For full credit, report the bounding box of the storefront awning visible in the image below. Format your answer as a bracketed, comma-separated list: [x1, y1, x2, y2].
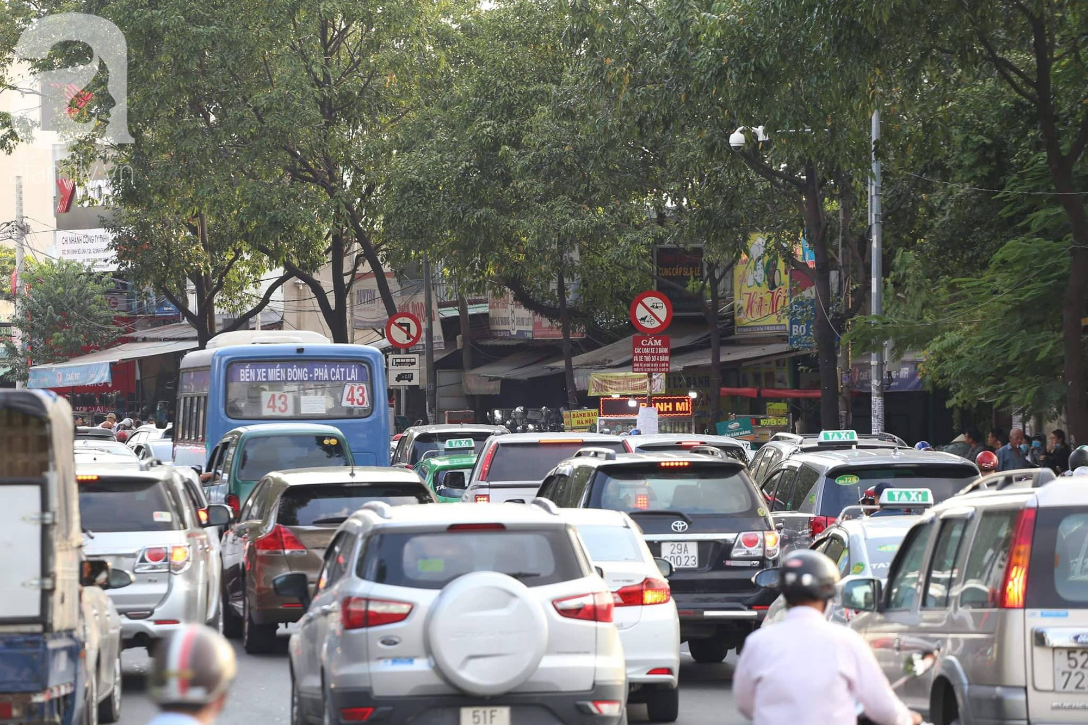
[27, 340, 198, 389]
[463, 350, 560, 395]
[669, 341, 795, 370]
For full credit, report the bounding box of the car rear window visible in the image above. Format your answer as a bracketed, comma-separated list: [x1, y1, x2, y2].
[575, 525, 645, 563]
[410, 433, 494, 463]
[358, 529, 587, 589]
[1029, 507, 1088, 608]
[75, 441, 138, 458]
[817, 465, 977, 517]
[486, 441, 627, 482]
[238, 435, 348, 481]
[79, 478, 181, 532]
[589, 465, 760, 516]
[277, 483, 430, 525]
[637, 442, 747, 463]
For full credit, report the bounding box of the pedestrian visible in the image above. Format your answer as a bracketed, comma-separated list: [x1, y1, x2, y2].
[147, 624, 237, 725]
[1027, 434, 1046, 467]
[997, 428, 1027, 471]
[964, 427, 986, 462]
[734, 550, 921, 725]
[74, 415, 85, 427]
[1046, 429, 1071, 474]
[987, 426, 1005, 452]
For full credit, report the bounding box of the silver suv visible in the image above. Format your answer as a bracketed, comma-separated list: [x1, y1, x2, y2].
[844, 468, 1088, 724]
[275, 501, 627, 725]
[78, 466, 231, 651]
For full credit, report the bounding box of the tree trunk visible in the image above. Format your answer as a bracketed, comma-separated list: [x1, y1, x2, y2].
[707, 264, 722, 434]
[327, 230, 350, 343]
[557, 267, 579, 408]
[803, 175, 840, 430]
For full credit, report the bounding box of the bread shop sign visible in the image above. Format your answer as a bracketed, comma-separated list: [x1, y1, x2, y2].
[598, 395, 694, 418]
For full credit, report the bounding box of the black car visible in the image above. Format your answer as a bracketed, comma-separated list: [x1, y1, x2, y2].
[536, 448, 778, 663]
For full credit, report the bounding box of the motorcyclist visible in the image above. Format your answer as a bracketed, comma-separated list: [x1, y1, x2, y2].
[914, 441, 933, 451]
[976, 450, 998, 476]
[734, 550, 921, 725]
[147, 624, 238, 725]
[1065, 445, 1088, 475]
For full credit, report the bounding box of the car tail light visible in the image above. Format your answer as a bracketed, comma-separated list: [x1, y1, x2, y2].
[478, 443, 498, 480]
[623, 439, 634, 453]
[473, 494, 491, 503]
[679, 441, 705, 447]
[1000, 507, 1036, 609]
[152, 619, 180, 625]
[255, 524, 307, 554]
[646, 667, 673, 676]
[732, 531, 765, 558]
[541, 439, 584, 444]
[340, 708, 375, 722]
[763, 531, 780, 558]
[225, 494, 241, 517]
[169, 545, 191, 573]
[136, 546, 190, 574]
[587, 701, 623, 716]
[447, 523, 505, 531]
[553, 591, 614, 623]
[614, 578, 671, 606]
[76, 474, 99, 483]
[341, 597, 414, 629]
[659, 461, 690, 468]
[810, 515, 833, 537]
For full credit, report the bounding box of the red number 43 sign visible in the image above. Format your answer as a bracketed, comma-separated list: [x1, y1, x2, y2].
[341, 384, 370, 408]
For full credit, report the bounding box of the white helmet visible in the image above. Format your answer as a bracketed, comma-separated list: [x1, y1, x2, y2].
[149, 625, 237, 707]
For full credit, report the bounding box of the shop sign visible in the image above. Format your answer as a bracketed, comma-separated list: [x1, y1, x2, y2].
[734, 233, 788, 336]
[587, 372, 665, 396]
[600, 395, 693, 418]
[654, 246, 705, 315]
[563, 409, 599, 430]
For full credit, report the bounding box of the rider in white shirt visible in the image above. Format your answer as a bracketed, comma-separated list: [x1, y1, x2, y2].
[734, 550, 922, 725]
[146, 625, 237, 725]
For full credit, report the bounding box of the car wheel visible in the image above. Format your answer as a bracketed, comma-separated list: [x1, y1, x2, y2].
[82, 672, 98, 725]
[290, 668, 304, 725]
[687, 636, 729, 664]
[243, 591, 278, 654]
[222, 584, 243, 639]
[645, 687, 679, 723]
[98, 655, 122, 723]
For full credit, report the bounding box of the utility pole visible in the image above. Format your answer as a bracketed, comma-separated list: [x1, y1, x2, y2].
[423, 254, 437, 424]
[869, 110, 884, 434]
[14, 176, 25, 390]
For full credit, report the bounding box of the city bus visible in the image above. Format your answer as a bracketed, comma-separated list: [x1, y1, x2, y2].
[173, 333, 390, 470]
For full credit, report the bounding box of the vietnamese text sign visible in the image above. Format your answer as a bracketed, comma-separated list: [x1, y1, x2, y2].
[632, 335, 670, 373]
[734, 234, 788, 335]
[646, 396, 693, 417]
[636, 406, 659, 435]
[587, 372, 665, 396]
[718, 418, 755, 438]
[228, 361, 369, 384]
[788, 269, 815, 349]
[56, 228, 117, 272]
[563, 409, 599, 430]
[654, 246, 704, 315]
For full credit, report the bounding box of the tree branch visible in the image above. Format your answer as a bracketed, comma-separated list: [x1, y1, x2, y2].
[220, 271, 294, 333]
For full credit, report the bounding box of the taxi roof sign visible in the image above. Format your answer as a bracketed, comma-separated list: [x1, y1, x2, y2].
[444, 438, 475, 450]
[818, 430, 859, 443]
[878, 488, 933, 507]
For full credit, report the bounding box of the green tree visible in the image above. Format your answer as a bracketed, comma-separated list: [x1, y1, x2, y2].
[1, 259, 120, 382]
[0, 246, 14, 302]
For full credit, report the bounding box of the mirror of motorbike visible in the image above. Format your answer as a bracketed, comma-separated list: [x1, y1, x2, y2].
[273, 572, 312, 611]
[107, 568, 135, 590]
[841, 577, 882, 612]
[752, 567, 780, 589]
[904, 651, 936, 678]
[654, 557, 674, 579]
[203, 504, 233, 528]
[80, 559, 111, 588]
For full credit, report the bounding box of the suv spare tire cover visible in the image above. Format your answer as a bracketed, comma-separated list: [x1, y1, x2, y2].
[427, 571, 549, 696]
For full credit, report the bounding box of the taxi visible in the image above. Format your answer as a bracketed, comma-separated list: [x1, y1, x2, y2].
[761, 487, 934, 627]
[413, 437, 478, 502]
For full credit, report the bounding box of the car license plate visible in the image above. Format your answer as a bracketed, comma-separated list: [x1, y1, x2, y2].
[460, 707, 511, 725]
[1055, 649, 1088, 691]
[661, 541, 698, 569]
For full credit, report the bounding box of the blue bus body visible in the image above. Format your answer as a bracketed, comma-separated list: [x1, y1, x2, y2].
[174, 343, 390, 470]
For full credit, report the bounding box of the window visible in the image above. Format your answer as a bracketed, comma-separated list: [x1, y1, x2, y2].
[408, 433, 495, 465]
[771, 467, 799, 512]
[747, 449, 768, 483]
[816, 465, 978, 518]
[575, 525, 645, 563]
[924, 519, 968, 609]
[236, 435, 348, 482]
[205, 443, 224, 480]
[590, 465, 761, 515]
[393, 436, 409, 465]
[317, 532, 355, 592]
[958, 510, 1018, 609]
[790, 465, 822, 513]
[197, 396, 207, 441]
[220, 442, 237, 479]
[886, 524, 932, 610]
[567, 467, 595, 507]
[1026, 507, 1088, 608]
[485, 442, 626, 482]
[276, 483, 430, 526]
[225, 360, 373, 420]
[823, 535, 847, 575]
[238, 480, 267, 523]
[761, 468, 795, 511]
[79, 478, 182, 533]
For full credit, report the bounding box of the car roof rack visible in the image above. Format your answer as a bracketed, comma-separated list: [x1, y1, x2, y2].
[573, 447, 617, 461]
[958, 467, 1058, 495]
[529, 497, 561, 515]
[359, 501, 393, 519]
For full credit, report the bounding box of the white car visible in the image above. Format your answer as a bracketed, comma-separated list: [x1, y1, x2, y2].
[559, 506, 681, 723]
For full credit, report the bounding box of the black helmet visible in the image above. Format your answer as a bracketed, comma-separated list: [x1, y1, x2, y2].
[779, 549, 840, 605]
[1070, 446, 1088, 471]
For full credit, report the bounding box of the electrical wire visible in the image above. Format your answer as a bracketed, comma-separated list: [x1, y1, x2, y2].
[905, 172, 1088, 197]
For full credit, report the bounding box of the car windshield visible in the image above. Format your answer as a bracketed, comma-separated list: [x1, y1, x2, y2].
[74, 440, 137, 458]
[591, 465, 760, 516]
[575, 524, 645, 563]
[818, 466, 978, 517]
[359, 529, 586, 589]
[79, 478, 181, 532]
[486, 441, 627, 482]
[237, 435, 348, 481]
[277, 483, 430, 525]
[410, 433, 494, 463]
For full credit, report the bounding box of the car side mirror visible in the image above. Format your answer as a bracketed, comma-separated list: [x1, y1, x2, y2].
[842, 578, 882, 612]
[594, 566, 606, 579]
[654, 557, 674, 579]
[752, 568, 780, 589]
[203, 504, 233, 528]
[273, 572, 311, 611]
[107, 569, 134, 590]
[80, 560, 111, 588]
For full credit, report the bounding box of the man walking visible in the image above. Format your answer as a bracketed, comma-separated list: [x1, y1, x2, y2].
[963, 427, 986, 462]
[997, 428, 1027, 471]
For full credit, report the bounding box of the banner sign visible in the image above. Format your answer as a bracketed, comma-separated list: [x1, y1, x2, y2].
[654, 246, 704, 315]
[587, 372, 666, 397]
[28, 361, 111, 389]
[788, 269, 816, 350]
[632, 335, 670, 373]
[227, 361, 369, 384]
[55, 228, 117, 272]
[599, 395, 693, 418]
[718, 418, 754, 438]
[487, 290, 584, 340]
[734, 234, 788, 335]
[563, 408, 599, 431]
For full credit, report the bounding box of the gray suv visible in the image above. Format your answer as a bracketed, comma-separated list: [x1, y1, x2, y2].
[275, 501, 627, 725]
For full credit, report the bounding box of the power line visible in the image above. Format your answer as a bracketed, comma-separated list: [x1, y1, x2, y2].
[905, 172, 1088, 197]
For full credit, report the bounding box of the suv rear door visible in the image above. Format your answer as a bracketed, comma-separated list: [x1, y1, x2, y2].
[475, 439, 627, 503]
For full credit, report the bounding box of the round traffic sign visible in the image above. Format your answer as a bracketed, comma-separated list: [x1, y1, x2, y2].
[630, 291, 673, 334]
[385, 312, 423, 349]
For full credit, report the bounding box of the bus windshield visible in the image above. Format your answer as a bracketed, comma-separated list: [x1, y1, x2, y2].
[225, 360, 373, 420]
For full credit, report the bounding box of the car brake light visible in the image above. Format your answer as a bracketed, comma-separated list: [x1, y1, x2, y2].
[256, 524, 307, 553]
[679, 441, 705, 447]
[1000, 507, 1036, 609]
[540, 439, 584, 444]
[144, 547, 167, 564]
[404, 464, 414, 471]
[197, 508, 209, 525]
[614, 578, 671, 606]
[553, 591, 614, 623]
[623, 439, 633, 453]
[340, 708, 375, 722]
[810, 515, 833, 536]
[447, 523, 505, 531]
[474, 494, 491, 503]
[635, 494, 649, 509]
[740, 532, 760, 548]
[732, 531, 765, 558]
[225, 494, 240, 516]
[76, 474, 99, 483]
[341, 597, 413, 629]
[659, 461, 690, 468]
[646, 667, 673, 676]
[764, 531, 780, 558]
[478, 443, 498, 480]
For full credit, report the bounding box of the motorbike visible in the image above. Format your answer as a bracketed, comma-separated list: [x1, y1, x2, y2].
[857, 651, 936, 725]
